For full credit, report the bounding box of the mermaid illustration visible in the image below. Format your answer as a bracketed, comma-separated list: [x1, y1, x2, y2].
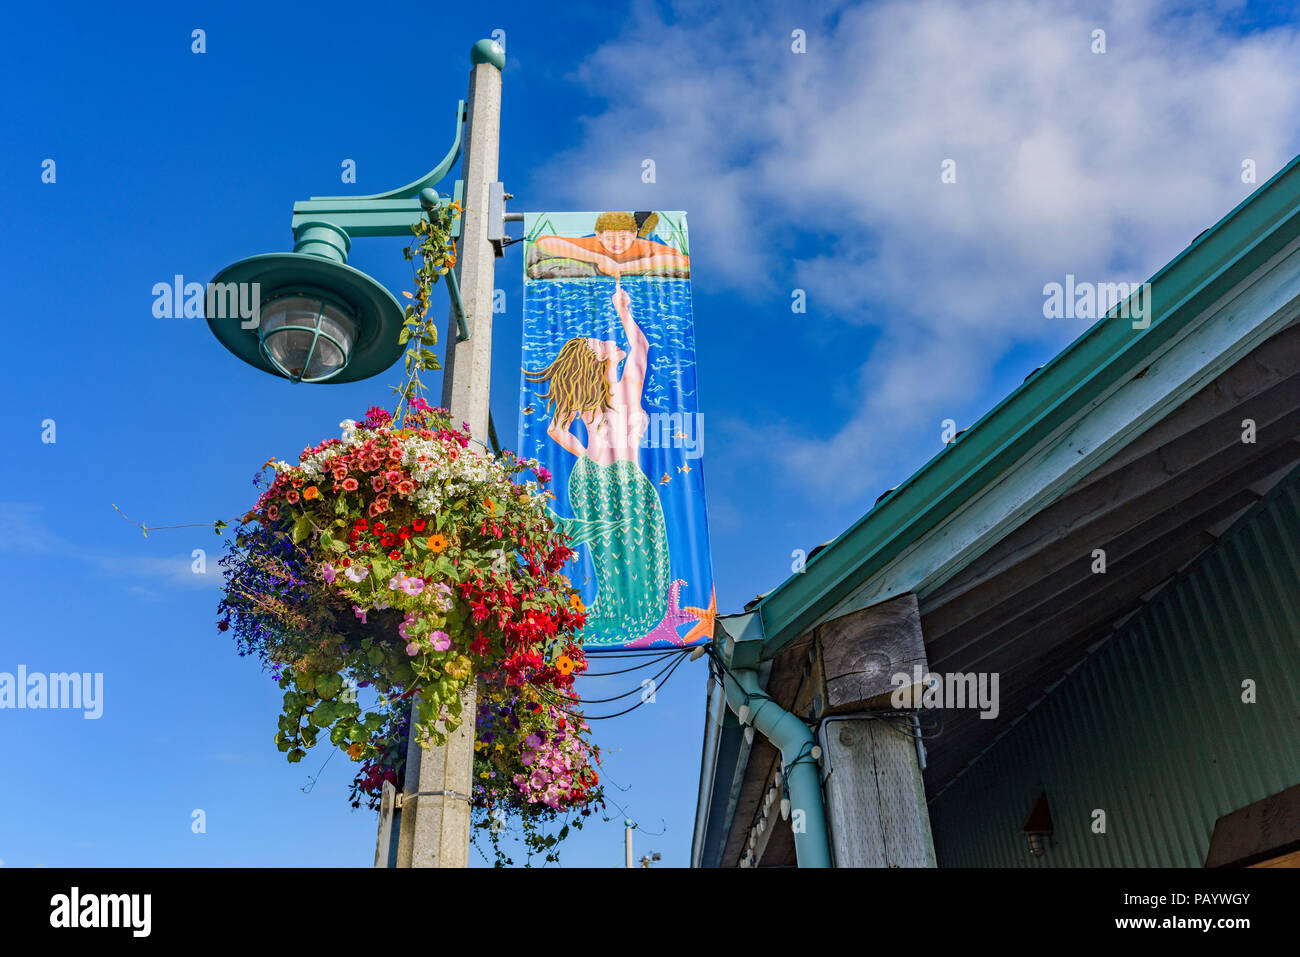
[525, 280, 707, 647]
[532, 211, 690, 279]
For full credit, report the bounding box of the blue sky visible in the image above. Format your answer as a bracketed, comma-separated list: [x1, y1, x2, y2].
[2, 0, 1300, 867]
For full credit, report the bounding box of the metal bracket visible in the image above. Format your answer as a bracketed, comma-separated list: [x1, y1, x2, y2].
[487, 182, 506, 257]
[396, 789, 472, 808]
[288, 103, 466, 242]
[313, 100, 467, 202]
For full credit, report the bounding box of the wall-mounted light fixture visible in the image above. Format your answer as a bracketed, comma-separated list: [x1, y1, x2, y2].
[1021, 792, 1054, 858]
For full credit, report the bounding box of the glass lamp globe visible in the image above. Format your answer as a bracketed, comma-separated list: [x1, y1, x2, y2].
[258, 294, 358, 383]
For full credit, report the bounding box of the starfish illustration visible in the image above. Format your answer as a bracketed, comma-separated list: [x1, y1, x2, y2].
[625, 580, 693, 648]
[681, 586, 717, 644]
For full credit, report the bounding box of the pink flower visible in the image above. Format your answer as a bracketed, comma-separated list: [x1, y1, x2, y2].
[535, 466, 552, 484]
[521, 750, 536, 766]
[342, 477, 359, 492]
[385, 470, 403, 485]
[344, 565, 369, 583]
[353, 605, 368, 625]
[285, 489, 300, 504]
[405, 641, 421, 656]
[401, 576, 425, 596]
[430, 630, 451, 651]
[371, 474, 385, 492]
[320, 563, 337, 583]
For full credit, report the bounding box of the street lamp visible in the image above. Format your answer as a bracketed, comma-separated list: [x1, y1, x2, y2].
[204, 39, 509, 869]
[202, 61, 494, 383]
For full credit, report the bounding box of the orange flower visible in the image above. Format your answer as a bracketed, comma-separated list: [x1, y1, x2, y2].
[555, 655, 575, 675]
[347, 742, 363, 760]
[483, 497, 495, 514]
[568, 592, 585, 613]
[426, 534, 449, 553]
[303, 486, 319, 500]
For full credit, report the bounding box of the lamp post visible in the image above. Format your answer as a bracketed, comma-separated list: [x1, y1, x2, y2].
[204, 38, 507, 868]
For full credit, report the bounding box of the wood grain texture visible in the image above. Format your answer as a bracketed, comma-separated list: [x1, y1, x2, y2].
[816, 593, 926, 715]
[820, 717, 935, 867]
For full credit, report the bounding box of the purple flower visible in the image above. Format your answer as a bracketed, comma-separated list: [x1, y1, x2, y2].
[401, 576, 425, 597]
[320, 563, 338, 583]
[353, 605, 368, 625]
[344, 565, 369, 583]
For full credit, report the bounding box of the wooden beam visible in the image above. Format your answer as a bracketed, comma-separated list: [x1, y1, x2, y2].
[925, 394, 1300, 614]
[816, 594, 926, 715]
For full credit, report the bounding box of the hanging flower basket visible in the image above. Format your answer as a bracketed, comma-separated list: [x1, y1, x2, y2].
[218, 400, 602, 844]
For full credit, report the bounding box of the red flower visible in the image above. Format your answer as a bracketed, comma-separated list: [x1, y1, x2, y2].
[373, 522, 386, 533]
[388, 549, 402, 561]
[412, 519, 427, 532]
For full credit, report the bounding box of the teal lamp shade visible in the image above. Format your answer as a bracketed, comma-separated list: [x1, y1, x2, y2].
[205, 250, 405, 384]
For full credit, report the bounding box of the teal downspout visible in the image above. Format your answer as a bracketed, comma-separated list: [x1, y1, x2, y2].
[722, 668, 831, 868]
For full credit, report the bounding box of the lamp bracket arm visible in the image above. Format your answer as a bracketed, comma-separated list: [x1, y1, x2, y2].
[309, 99, 467, 203]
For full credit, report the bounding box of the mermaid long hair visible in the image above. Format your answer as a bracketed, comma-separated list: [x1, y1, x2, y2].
[525, 338, 613, 425]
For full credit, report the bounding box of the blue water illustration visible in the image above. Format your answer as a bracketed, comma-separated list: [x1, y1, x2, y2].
[519, 275, 715, 650]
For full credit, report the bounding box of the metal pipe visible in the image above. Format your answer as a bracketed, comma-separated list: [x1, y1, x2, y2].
[721, 667, 831, 867]
[446, 268, 470, 341]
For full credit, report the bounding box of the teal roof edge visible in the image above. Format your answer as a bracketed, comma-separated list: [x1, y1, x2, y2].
[756, 152, 1300, 657]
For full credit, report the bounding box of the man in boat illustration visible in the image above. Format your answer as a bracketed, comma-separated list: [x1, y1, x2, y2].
[532, 211, 690, 278]
[524, 280, 711, 647]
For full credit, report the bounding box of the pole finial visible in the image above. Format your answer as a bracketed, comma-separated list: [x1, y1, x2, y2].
[470, 39, 505, 70]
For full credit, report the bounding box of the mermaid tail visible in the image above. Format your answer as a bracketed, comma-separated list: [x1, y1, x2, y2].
[564, 458, 671, 646]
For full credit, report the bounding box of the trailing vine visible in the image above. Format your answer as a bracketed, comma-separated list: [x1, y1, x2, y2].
[393, 195, 461, 424]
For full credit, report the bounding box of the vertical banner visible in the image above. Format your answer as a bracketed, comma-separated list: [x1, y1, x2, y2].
[519, 211, 715, 651]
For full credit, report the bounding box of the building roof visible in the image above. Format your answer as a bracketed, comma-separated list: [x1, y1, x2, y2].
[696, 151, 1300, 866]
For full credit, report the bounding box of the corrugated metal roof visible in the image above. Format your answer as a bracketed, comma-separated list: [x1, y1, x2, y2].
[928, 471, 1300, 866]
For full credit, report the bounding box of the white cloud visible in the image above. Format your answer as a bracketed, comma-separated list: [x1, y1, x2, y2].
[533, 0, 1300, 500]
